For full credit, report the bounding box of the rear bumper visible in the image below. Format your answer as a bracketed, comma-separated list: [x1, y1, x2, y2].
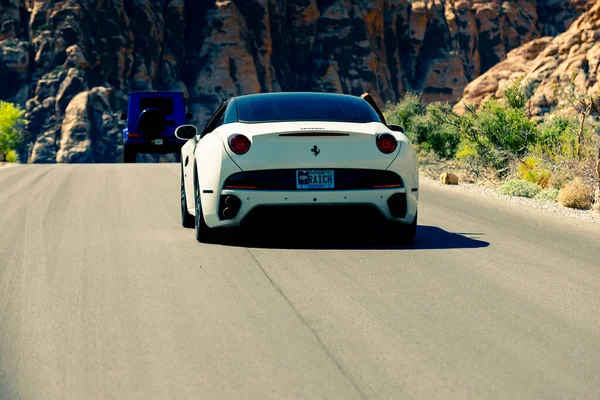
[201, 188, 417, 229]
[124, 139, 184, 154]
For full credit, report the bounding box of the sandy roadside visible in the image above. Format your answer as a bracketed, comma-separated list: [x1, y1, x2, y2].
[420, 175, 600, 224]
[0, 162, 20, 168]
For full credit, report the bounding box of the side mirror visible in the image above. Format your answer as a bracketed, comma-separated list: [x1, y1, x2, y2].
[175, 124, 198, 140]
[388, 124, 405, 134]
[185, 112, 194, 120]
[120, 113, 127, 120]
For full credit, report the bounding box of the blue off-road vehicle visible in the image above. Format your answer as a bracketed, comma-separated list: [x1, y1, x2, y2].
[121, 91, 193, 163]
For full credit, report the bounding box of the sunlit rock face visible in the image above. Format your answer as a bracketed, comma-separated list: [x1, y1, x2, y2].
[455, 1, 600, 117]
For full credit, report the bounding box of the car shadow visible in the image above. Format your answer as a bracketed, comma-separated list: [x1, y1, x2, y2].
[217, 225, 490, 250]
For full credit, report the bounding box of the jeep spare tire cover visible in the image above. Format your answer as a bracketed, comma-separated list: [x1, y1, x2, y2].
[138, 108, 166, 138]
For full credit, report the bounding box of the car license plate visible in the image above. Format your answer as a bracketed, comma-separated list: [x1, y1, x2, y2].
[296, 170, 334, 189]
[153, 139, 163, 145]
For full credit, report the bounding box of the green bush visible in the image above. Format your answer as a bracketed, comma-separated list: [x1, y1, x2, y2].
[534, 188, 559, 202]
[409, 114, 460, 159]
[497, 179, 542, 198]
[428, 79, 538, 175]
[0, 101, 26, 162]
[383, 95, 460, 159]
[534, 115, 578, 160]
[383, 91, 425, 136]
[501, 77, 530, 110]
[462, 99, 536, 164]
[517, 156, 551, 188]
[382, 76, 593, 181]
[4, 149, 19, 163]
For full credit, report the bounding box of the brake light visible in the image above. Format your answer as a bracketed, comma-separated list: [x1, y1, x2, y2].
[224, 185, 256, 190]
[373, 184, 402, 189]
[127, 132, 139, 138]
[376, 133, 397, 154]
[228, 134, 251, 155]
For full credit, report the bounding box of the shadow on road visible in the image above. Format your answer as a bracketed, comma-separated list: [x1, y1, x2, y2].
[217, 225, 490, 251]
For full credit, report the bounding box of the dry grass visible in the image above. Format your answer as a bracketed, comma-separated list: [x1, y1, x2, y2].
[558, 178, 594, 209]
[417, 149, 480, 184]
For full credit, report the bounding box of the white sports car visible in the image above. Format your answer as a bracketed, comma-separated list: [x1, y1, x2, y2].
[176, 92, 419, 243]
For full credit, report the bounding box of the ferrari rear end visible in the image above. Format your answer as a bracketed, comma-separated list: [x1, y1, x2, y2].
[203, 93, 419, 242]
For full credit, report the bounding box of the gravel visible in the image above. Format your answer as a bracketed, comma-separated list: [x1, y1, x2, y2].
[421, 176, 600, 224]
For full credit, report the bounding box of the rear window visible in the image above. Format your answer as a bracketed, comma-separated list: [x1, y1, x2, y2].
[139, 97, 173, 115]
[235, 93, 382, 123]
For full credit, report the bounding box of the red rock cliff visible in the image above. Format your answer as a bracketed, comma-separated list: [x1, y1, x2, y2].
[0, 0, 590, 162]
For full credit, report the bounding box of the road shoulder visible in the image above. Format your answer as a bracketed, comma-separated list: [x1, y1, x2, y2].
[419, 176, 600, 230]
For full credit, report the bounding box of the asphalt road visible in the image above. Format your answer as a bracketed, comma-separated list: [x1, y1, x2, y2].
[1, 163, 599, 400]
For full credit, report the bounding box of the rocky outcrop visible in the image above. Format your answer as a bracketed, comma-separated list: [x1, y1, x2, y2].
[454, 1, 600, 116]
[0, 0, 592, 163]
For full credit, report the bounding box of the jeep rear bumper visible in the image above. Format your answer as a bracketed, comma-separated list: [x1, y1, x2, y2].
[124, 140, 184, 154]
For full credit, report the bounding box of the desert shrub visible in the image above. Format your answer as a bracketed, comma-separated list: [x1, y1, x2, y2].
[517, 156, 551, 188]
[468, 99, 536, 156]
[534, 115, 578, 160]
[534, 188, 559, 202]
[558, 178, 593, 209]
[497, 179, 542, 198]
[434, 79, 537, 176]
[4, 149, 18, 163]
[409, 114, 433, 145]
[384, 94, 460, 159]
[426, 125, 460, 159]
[383, 91, 425, 136]
[501, 77, 529, 110]
[551, 70, 600, 159]
[410, 113, 460, 159]
[455, 143, 478, 162]
[0, 101, 26, 162]
[454, 142, 483, 174]
[422, 103, 460, 158]
[548, 168, 573, 190]
[450, 100, 536, 174]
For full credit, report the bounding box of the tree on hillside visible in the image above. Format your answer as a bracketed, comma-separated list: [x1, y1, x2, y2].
[0, 101, 26, 162]
[552, 71, 600, 210]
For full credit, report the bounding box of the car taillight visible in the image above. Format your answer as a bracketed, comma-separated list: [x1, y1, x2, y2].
[224, 185, 256, 190]
[228, 134, 251, 155]
[376, 133, 397, 154]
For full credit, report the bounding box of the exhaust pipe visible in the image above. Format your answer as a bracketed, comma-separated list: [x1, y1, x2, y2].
[222, 207, 234, 219]
[220, 195, 241, 220]
[387, 193, 407, 218]
[225, 196, 238, 207]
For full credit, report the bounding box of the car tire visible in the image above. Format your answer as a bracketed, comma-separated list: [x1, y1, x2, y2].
[386, 212, 417, 245]
[181, 165, 195, 228]
[124, 145, 137, 163]
[194, 168, 216, 243]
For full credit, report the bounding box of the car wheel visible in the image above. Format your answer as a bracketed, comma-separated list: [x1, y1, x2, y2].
[181, 166, 195, 228]
[386, 212, 417, 245]
[194, 170, 216, 243]
[124, 145, 137, 163]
